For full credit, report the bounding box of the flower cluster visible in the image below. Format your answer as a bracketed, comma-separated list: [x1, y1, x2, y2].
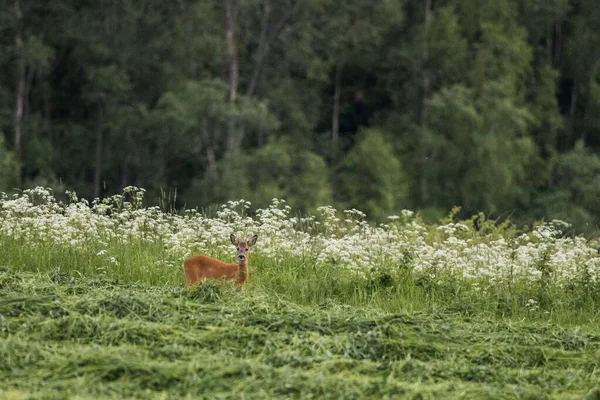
[1, 187, 599, 287]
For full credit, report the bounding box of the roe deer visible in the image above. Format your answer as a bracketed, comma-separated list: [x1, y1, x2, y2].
[183, 233, 258, 287]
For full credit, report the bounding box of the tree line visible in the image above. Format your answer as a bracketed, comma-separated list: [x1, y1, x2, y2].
[0, 0, 599, 231]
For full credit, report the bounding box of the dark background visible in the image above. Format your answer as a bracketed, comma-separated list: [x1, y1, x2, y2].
[1, 0, 599, 232]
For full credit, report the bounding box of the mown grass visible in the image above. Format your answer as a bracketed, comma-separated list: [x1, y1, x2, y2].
[1, 267, 599, 399]
[2, 189, 600, 398]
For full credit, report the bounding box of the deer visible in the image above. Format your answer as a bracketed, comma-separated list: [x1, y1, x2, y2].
[183, 233, 258, 287]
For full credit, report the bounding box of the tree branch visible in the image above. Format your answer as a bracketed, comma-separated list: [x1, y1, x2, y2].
[246, 0, 302, 97]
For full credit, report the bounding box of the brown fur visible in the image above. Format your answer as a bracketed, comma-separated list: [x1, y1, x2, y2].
[183, 234, 257, 287]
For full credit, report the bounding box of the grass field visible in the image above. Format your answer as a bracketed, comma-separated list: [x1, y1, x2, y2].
[1, 187, 600, 399]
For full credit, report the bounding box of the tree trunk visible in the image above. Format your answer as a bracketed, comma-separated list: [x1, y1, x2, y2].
[42, 81, 52, 129]
[201, 122, 217, 173]
[419, 0, 433, 204]
[420, 0, 432, 125]
[247, 0, 271, 97]
[580, 63, 599, 146]
[225, 0, 239, 104]
[14, 0, 24, 163]
[94, 110, 104, 198]
[207, 147, 216, 172]
[569, 85, 578, 144]
[246, 0, 300, 97]
[332, 62, 342, 159]
[547, 25, 553, 65]
[120, 154, 129, 189]
[14, 64, 25, 156]
[23, 66, 34, 120]
[554, 23, 561, 66]
[225, 0, 239, 153]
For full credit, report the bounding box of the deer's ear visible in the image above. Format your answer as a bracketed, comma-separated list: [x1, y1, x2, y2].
[230, 233, 238, 245]
[248, 234, 258, 246]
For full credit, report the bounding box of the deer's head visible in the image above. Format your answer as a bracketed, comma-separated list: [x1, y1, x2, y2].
[230, 233, 258, 262]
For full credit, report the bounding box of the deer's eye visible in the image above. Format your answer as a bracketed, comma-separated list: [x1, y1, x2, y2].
[245, 248, 248, 251]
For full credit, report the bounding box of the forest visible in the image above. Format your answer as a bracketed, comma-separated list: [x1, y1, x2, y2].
[0, 0, 599, 232]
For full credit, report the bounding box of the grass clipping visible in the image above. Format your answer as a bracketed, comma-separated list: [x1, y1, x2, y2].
[1, 268, 600, 399]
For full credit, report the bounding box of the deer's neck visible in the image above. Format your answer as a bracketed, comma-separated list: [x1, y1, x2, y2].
[237, 259, 249, 285]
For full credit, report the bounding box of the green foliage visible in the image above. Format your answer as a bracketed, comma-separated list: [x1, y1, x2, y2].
[17, 35, 54, 74]
[422, 83, 535, 213]
[0, 0, 599, 232]
[336, 129, 408, 221]
[533, 141, 600, 232]
[155, 78, 278, 152]
[554, 141, 600, 212]
[83, 65, 133, 107]
[587, 70, 600, 141]
[154, 79, 232, 149]
[426, 5, 469, 88]
[187, 139, 332, 213]
[528, 64, 564, 153]
[0, 135, 19, 191]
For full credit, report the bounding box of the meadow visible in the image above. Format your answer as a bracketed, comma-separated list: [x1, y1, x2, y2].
[1, 187, 600, 399]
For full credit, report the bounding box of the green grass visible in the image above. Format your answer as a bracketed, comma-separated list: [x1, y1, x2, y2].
[3, 238, 600, 324]
[1, 267, 599, 399]
[2, 189, 600, 398]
